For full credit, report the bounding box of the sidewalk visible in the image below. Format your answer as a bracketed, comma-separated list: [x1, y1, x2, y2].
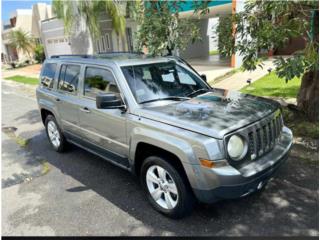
[2, 64, 41, 79]
[211, 58, 275, 91]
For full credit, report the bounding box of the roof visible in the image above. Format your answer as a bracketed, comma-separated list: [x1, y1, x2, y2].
[49, 52, 175, 66]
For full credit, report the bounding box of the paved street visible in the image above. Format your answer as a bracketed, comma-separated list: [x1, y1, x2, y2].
[2, 81, 319, 236]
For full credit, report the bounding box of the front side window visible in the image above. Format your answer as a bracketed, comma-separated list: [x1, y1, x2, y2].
[121, 62, 209, 103]
[84, 67, 120, 99]
[40, 63, 57, 88]
[58, 64, 80, 94]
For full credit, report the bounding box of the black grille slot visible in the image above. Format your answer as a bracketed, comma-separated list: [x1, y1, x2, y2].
[256, 129, 262, 155]
[262, 125, 268, 150]
[268, 122, 273, 145]
[271, 119, 276, 143]
[274, 118, 279, 138]
[248, 132, 254, 153]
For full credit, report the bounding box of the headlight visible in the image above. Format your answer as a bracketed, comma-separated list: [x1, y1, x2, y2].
[227, 135, 247, 160]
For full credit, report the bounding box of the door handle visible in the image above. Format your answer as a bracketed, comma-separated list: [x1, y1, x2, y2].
[80, 107, 91, 113]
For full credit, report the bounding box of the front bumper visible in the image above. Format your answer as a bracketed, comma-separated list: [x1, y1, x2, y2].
[192, 126, 293, 203]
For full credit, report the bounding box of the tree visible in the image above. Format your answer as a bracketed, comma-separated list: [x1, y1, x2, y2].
[230, 1, 319, 121]
[132, 1, 203, 56]
[216, 15, 233, 57]
[8, 29, 35, 60]
[52, 0, 126, 50]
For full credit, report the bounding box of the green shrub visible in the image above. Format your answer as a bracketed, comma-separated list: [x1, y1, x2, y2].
[34, 44, 45, 63]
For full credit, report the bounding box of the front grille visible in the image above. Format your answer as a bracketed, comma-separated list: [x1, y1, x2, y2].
[225, 110, 283, 165]
[248, 113, 283, 160]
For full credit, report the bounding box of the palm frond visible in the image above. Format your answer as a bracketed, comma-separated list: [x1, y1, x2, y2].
[8, 28, 35, 57]
[52, 0, 127, 38]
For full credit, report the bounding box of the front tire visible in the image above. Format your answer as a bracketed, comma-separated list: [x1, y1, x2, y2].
[141, 156, 195, 219]
[45, 115, 67, 152]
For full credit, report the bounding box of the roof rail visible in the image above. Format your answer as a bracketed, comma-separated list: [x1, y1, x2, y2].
[50, 52, 145, 59]
[50, 54, 94, 59]
[97, 51, 144, 55]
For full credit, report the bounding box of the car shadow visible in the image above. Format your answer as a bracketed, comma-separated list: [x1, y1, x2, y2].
[23, 129, 318, 236]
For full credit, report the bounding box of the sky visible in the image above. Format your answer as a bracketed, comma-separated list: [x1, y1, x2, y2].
[2, 0, 52, 22]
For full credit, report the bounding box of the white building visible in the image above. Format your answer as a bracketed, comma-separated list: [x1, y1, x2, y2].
[2, 3, 52, 63]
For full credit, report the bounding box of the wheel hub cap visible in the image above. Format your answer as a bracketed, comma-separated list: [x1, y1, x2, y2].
[146, 165, 178, 210]
[47, 121, 61, 148]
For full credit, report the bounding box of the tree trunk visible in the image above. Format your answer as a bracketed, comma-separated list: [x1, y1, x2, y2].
[297, 70, 319, 122]
[297, 10, 319, 122]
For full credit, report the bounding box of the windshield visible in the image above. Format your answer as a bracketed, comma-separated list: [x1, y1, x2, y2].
[121, 62, 210, 104]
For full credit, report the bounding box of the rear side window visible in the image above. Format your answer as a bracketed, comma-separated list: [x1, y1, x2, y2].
[58, 64, 80, 94]
[84, 67, 120, 99]
[40, 63, 57, 88]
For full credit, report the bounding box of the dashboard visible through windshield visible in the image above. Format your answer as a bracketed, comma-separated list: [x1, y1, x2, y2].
[121, 62, 210, 104]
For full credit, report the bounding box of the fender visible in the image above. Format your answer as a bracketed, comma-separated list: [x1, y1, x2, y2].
[37, 95, 62, 127]
[128, 127, 208, 190]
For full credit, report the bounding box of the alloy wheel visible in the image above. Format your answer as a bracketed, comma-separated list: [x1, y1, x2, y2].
[47, 120, 61, 148]
[146, 165, 179, 209]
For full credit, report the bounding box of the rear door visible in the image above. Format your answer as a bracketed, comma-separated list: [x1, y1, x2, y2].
[55, 63, 82, 139]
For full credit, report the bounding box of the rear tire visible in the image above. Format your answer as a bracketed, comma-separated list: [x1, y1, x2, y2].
[140, 156, 195, 219]
[45, 115, 67, 152]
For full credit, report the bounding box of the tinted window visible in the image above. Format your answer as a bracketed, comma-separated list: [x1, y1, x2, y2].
[121, 62, 208, 103]
[84, 67, 119, 98]
[58, 64, 80, 93]
[41, 63, 57, 88]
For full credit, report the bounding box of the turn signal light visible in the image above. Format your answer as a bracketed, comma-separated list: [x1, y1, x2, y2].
[200, 159, 215, 168]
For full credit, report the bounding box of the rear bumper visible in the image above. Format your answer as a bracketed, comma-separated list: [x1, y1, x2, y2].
[192, 127, 292, 203]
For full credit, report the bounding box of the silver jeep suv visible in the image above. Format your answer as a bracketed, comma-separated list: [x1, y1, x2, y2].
[36, 53, 293, 218]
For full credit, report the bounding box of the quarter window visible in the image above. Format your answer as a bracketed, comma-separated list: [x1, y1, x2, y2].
[84, 67, 119, 98]
[58, 64, 80, 94]
[40, 63, 57, 88]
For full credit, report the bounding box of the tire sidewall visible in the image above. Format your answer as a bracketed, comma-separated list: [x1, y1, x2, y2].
[140, 156, 194, 218]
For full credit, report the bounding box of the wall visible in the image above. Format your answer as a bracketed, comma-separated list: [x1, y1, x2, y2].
[180, 19, 209, 59]
[31, 3, 53, 39]
[41, 18, 72, 57]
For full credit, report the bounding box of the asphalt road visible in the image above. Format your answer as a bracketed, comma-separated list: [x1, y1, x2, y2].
[2, 81, 319, 236]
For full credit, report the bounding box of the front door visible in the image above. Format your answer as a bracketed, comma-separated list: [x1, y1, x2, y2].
[78, 65, 128, 165]
[55, 63, 82, 139]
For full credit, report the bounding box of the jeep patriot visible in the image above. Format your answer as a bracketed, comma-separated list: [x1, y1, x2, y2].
[36, 53, 293, 218]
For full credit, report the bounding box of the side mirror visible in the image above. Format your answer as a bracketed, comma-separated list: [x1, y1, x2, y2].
[200, 74, 207, 82]
[96, 93, 124, 109]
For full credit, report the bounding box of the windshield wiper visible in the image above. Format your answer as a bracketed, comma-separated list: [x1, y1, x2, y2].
[140, 96, 190, 104]
[186, 88, 210, 97]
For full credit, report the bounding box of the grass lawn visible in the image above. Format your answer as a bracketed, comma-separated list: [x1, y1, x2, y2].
[4, 75, 39, 85]
[240, 72, 318, 139]
[209, 50, 219, 56]
[241, 71, 301, 99]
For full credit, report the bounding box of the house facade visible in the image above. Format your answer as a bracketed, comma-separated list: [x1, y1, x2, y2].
[2, 3, 52, 63]
[40, 11, 137, 58]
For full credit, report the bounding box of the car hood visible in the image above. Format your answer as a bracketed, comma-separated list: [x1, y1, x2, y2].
[135, 88, 280, 139]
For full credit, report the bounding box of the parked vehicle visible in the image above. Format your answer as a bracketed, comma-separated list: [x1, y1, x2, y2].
[36, 53, 293, 218]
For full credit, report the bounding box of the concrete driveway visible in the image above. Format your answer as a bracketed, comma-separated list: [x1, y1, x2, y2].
[2, 81, 319, 236]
